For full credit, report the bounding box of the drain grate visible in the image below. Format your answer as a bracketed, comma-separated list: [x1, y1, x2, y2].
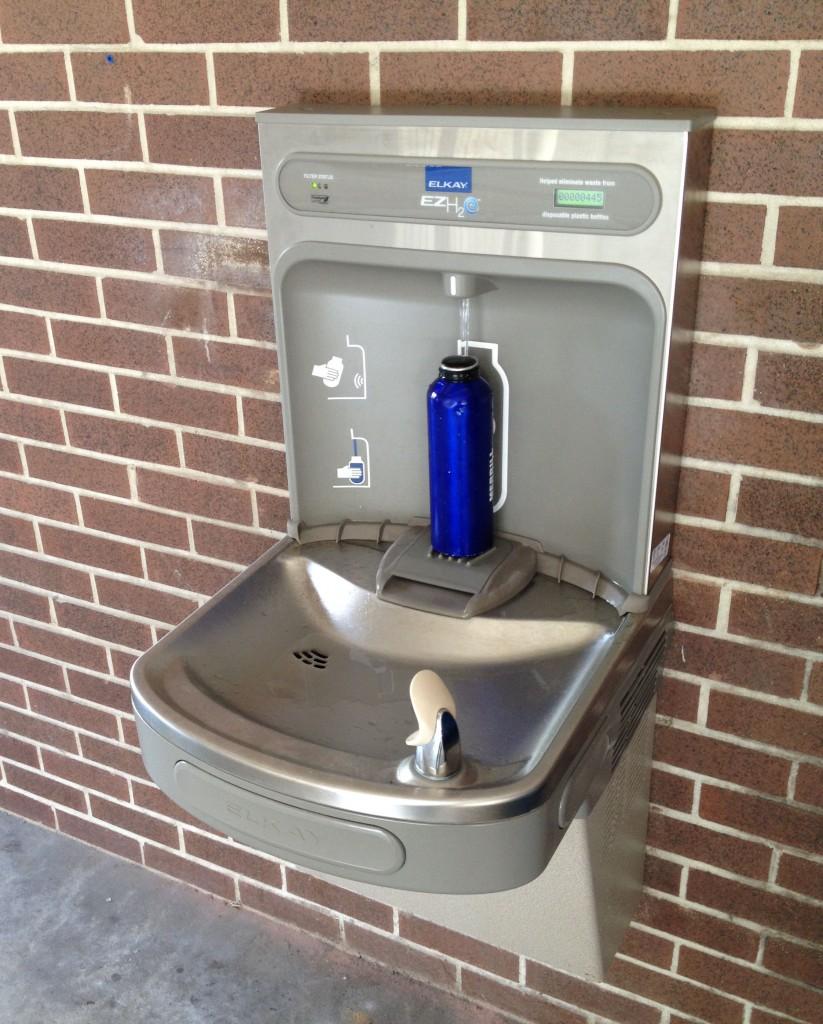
[292, 648, 329, 669]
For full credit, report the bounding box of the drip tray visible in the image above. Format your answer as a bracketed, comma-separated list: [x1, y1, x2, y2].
[131, 537, 666, 892]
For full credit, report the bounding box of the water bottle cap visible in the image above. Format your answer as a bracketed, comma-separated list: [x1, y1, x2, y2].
[439, 355, 479, 381]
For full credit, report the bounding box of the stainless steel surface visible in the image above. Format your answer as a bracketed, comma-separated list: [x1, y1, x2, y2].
[412, 710, 463, 780]
[132, 537, 652, 826]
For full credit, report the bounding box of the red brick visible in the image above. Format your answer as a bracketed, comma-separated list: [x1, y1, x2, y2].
[0, 733, 39, 768]
[657, 674, 700, 722]
[0, 619, 12, 646]
[288, 869, 393, 932]
[647, 810, 772, 880]
[0, 310, 50, 354]
[461, 970, 584, 1024]
[66, 411, 179, 466]
[240, 882, 339, 942]
[702, 203, 767, 265]
[80, 734, 149, 780]
[729, 592, 823, 652]
[0, 438, 21, 473]
[144, 844, 234, 900]
[256, 492, 290, 533]
[709, 132, 823, 198]
[679, 946, 823, 1024]
[172, 337, 278, 391]
[0, 265, 99, 318]
[0, 0, 129, 42]
[234, 294, 274, 342]
[136, 468, 252, 525]
[223, 178, 265, 230]
[5, 761, 86, 812]
[243, 397, 283, 442]
[216, 52, 370, 109]
[382, 51, 562, 106]
[131, 779, 208, 830]
[684, 407, 823, 478]
[16, 110, 141, 162]
[688, 868, 823, 943]
[95, 576, 197, 627]
[192, 521, 272, 564]
[763, 934, 823, 989]
[81, 496, 189, 549]
[672, 576, 719, 629]
[28, 686, 119, 738]
[0, 784, 55, 827]
[708, 690, 823, 758]
[56, 809, 141, 862]
[794, 51, 823, 117]
[0, 704, 77, 754]
[133, 0, 278, 42]
[184, 831, 281, 887]
[575, 50, 787, 116]
[0, 111, 10, 153]
[35, 219, 155, 273]
[52, 320, 168, 374]
[293, 0, 453, 40]
[794, 762, 823, 809]
[469, 0, 667, 40]
[17, 620, 108, 673]
[120, 376, 238, 434]
[649, 767, 694, 812]
[145, 115, 259, 170]
[811, 663, 823, 707]
[86, 169, 217, 225]
[0, 582, 50, 622]
[42, 748, 129, 801]
[636, 891, 760, 960]
[674, 524, 820, 595]
[644, 850, 683, 894]
[0, 397, 64, 443]
[619, 926, 675, 970]
[0, 476, 77, 524]
[775, 206, 823, 270]
[67, 670, 131, 714]
[54, 600, 150, 651]
[527, 958, 659, 1024]
[145, 549, 235, 597]
[346, 922, 458, 990]
[677, 0, 823, 39]
[665, 629, 804, 699]
[777, 853, 823, 902]
[72, 51, 209, 105]
[0, 214, 32, 258]
[0, 164, 83, 213]
[91, 793, 178, 846]
[607, 957, 742, 1024]
[688, 343, 746, 400]
[0, 676, 26, 707]
[676, 468, 730, 520]
[110, 650, 138, 684]
[103, 277, 230, 335]
[697, 277, 822, 344]
[0, 512, 37, 551]
[755, 353, 823, 415]
[701, 783, 823, 856]
[6, 357, 114, 411]
[750, 1010, 791, 1024]
[25, 447, 130, 499]
[160, 229, 270, 291]
[183, 434, 285, 487]
[40, 523, 142, 577]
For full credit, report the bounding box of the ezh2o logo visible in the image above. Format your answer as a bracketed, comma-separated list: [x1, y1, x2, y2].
[422, 165, 479, 217]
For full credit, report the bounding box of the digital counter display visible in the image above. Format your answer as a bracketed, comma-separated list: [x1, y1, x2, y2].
[555, 189, 605, 208]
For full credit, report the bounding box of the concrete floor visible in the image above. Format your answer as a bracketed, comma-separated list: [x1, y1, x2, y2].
[2, 812, 512, 1024]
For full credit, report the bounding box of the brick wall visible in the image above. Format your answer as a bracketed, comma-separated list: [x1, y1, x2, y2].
[0, 3, 821, 1022]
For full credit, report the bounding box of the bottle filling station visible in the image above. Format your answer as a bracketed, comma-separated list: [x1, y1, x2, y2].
[132, 109, 710, 978]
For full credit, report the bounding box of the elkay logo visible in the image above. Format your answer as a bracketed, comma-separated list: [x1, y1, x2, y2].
[424, 165, 472, 193]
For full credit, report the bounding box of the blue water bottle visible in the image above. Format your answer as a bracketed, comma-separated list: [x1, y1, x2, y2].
[427, 355, 494, 559]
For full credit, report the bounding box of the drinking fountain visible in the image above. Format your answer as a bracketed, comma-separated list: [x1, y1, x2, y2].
[131, 107, 711, 976]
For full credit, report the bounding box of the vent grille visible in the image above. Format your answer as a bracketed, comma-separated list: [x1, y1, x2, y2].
[292, 649, 329, 669]
[612, 632, 666, 771]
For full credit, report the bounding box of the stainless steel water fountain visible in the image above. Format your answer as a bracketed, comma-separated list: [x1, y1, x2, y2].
[132, 108, 711, 976]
